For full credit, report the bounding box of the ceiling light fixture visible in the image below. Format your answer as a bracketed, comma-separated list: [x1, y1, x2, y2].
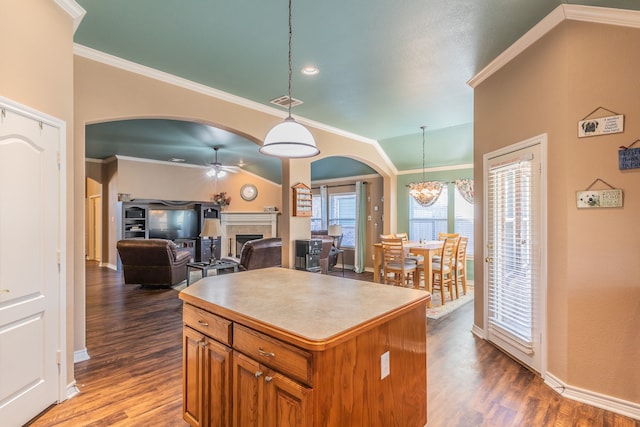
[409, 126, 443, 207]
[301, 66, 319, 76]
[260, 0, 319, 159]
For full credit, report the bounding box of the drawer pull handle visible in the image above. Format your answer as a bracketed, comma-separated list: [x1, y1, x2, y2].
[258, 347, 275, 358]
[255, 371, 263, 378]
[265, 376, 273, 383]
[197, 320, 209, 327]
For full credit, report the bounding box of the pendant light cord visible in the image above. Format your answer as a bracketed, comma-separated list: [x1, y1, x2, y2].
[287, 0, 293, 119]
[420, 125, 427, 182]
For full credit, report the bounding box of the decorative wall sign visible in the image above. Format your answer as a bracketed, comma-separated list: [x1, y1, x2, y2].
[576, 178, 623, 209]
[578, 114, 624, 138]
[618, 140, 640, 170]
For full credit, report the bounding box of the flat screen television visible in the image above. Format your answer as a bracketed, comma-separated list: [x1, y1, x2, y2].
[148, 209, 198, 240]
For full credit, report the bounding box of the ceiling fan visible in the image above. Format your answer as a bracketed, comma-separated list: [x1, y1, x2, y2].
[206, 146, 238, 178]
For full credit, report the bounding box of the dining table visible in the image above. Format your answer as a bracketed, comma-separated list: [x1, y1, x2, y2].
[373, 240, 444, 293]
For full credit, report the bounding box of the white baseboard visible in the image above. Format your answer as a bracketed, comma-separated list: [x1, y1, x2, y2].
[65, 380, 80, 400]
[471, 324, 486, 339]
[101, 262, 117, 271]
[545, 372, 640, 421]
[74, 348, 90, 363]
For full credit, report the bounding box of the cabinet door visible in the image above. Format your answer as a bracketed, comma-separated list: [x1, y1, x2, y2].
[204, 338, 232, 427]
[184, 327, 205, 427]
[232, 352, 264, 427]
[264, 371, 312, 427]
[184, 327, 232, 427]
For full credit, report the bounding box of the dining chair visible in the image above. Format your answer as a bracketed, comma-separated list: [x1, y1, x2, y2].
[433, 233, 459, 263]
[453, 237, 469, 298]
[431, 236, 457, 305]
[380, 237, 418, 287]
[394, 232, 425, 289]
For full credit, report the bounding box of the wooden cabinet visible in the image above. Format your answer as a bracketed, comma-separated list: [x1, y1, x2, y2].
[233, 352, 311, 427]
[292, 183, 312, 217]
[183, 305, 312, 427]
[180, 268, 428, 427]
[183, 304, 233, 427]
[183, 327, 232, 427]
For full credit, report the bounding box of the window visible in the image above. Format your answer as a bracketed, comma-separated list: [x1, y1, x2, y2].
[329, 193, 356, 247]
[454, 189, 474, 256]
[409, 186, 448, 241]
[311, 194, 322, 231]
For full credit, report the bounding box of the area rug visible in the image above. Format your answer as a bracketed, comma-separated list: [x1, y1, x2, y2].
[426, 283, 474, 320]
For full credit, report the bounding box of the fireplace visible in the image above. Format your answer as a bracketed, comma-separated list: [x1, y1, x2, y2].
[220, 212, 280, 257]
[234, 234, 263, 257]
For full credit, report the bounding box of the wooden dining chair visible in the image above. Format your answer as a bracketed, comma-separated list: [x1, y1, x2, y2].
[394, 232, 425, 289]
[453, 237, 469, 298]
[380, 237, 418, 287]
[433, 233, 459, 263]
[431, 236, 457, 305]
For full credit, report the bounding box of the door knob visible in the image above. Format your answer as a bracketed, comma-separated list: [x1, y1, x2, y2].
[485, 257, 493, 263]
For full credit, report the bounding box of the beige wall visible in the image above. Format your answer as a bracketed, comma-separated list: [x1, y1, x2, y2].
[474, 21, 640, 404]
[0, 0, 76, 387]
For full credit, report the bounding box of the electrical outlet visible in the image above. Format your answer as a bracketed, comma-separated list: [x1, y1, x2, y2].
[380, 351, 390, 379]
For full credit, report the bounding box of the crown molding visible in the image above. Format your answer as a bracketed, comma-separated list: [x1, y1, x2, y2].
[468, 5, 640, 88]
[53, 0, 86, 33]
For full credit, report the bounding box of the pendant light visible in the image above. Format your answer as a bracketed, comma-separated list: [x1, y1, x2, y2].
[260, 0, 319, 158]
[409, 126, 443, 207]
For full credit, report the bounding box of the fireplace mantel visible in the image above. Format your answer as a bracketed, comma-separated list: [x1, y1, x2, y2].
[220, 212, 280, 257]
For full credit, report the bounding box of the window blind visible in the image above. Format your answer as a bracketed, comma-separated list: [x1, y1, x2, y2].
[487, 157, 535, 353]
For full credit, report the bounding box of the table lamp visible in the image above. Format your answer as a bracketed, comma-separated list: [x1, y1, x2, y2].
[328, 224, 343, 248]
[200, 218, 221, 264]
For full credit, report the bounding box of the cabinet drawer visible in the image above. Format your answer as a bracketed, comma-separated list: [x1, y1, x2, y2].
[183, 304, 232, 345]
[233, 324, 313, 385]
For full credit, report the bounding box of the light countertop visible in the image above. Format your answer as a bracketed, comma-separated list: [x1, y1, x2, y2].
[179, 267, 429, 350]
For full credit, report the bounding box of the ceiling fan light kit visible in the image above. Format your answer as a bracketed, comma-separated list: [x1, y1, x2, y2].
[206, 146, 236, 178]
[260, 0, 319, 159]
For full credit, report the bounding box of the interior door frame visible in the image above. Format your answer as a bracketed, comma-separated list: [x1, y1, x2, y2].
[0, 96, 68, 402]
[482, 133, 548, 375]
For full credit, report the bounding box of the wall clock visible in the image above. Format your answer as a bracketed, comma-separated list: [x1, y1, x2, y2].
[240, 184, 258, 201]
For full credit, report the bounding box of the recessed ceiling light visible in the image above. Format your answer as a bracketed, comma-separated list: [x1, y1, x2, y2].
[169, 158, 185, 162]
[301, 66, 319, 76]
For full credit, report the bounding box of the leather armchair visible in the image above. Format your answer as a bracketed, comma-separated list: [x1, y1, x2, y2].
[117, 239, 191, 286]
[312, 231, 339, 269]
[222, 237, 282, 271]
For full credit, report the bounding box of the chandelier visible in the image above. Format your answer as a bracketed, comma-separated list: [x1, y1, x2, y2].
[260, 0, 319, 159]
[409, 126, 443, 207]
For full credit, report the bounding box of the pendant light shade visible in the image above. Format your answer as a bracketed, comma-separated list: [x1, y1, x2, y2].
[261, 117, 319, 158]
[260, 0, 319, 159]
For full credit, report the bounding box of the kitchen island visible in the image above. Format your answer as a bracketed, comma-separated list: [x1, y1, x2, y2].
[179, 267, 429, 427]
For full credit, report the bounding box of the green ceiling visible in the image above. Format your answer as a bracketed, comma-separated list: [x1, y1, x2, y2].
[76, 0, 640, 183]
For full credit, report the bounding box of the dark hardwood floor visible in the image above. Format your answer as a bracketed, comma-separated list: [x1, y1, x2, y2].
[28, 262, 638, 426]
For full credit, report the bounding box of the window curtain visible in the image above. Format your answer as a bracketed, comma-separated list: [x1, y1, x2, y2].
[455, 179, 474, 204]
[354, 181, 366, 273]
[320, 185, 328, 230]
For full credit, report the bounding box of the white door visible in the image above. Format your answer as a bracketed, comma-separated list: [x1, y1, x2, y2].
[0, 102, 63, 425]
[483, 135, 546, 373]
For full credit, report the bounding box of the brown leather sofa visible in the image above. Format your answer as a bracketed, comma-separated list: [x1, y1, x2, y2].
[117, 239, 191, 286]
[222, 237, 282, 271]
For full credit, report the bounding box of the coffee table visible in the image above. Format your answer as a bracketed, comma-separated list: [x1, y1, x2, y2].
[186, 261, 239, 286]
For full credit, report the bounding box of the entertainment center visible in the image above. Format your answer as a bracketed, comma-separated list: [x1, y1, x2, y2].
[119, 200, 221, 263]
